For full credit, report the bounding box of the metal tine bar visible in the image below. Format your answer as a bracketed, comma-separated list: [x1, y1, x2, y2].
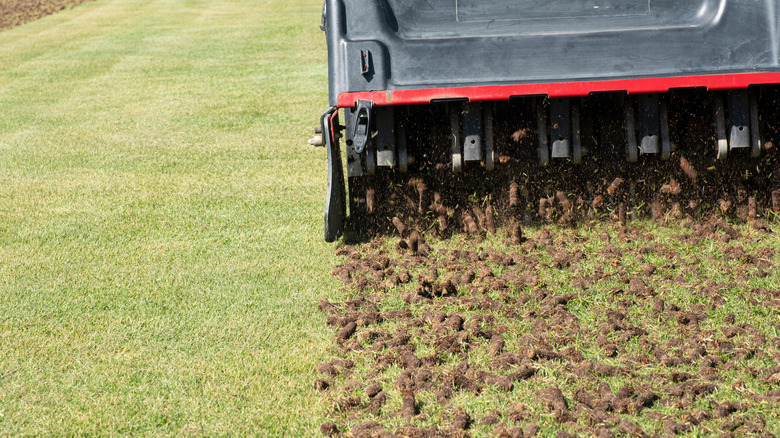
[749, 90, 762, 158]
[571, 99, 582, 164]
[625, 97, 638, 162]
[639, 93, 660, 154]
[537, 98, 550, 166]
[450, 104, 463, 173]
[463, 103, 483, 162]
[484, 104, 495, 170]
[659, 96, 672, 160]
[550, 97, 571, 159]
[713, 92, 728, 160]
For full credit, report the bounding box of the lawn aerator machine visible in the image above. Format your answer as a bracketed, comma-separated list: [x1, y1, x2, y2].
[312, 0, 780, 241]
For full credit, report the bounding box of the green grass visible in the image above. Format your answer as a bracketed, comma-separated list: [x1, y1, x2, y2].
[0, 0, 338, 435]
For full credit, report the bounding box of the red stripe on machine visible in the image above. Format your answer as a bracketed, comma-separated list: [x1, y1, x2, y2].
[337, 72, 780, 107]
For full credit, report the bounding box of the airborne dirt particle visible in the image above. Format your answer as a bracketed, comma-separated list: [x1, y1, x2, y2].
[462, 211, 479, 235]
[679, 156, 698, 182]
[661, 178, 682, 196]
[392, 217, 406, 237]
[366, 188, 375, 213]
[772, 189, 780, 213]
[509, 182, 520, 208]
[607, 177, 624, 195]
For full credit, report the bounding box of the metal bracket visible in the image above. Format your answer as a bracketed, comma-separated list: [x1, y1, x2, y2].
[375, 106, 396, 167]
[351, 100, 373, 154]
[749, 91, 761, 158]
[727, 90, 750, 149]
[321, 107, 346, 242]
[320, 0, 327, 31]
[360, 49, 372, 76]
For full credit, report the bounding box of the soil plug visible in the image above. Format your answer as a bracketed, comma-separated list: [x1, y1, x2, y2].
[365, 382, 382, 399]
[320, 422, 338, 437]
[509, 221, 523, 244]
[366, 391, 386, 415]
[408, 231, 421, 254]
[335, 322, 357, 342]
[748, 196, 757, 221]
[524, 423, 540, 437]
[488, 334, 504, 356]
[556, 190, 573, 212]
[314, 379, 329, 391]
[401, 390, 417, 418]
[485, 204, 496, 234]
[452, 408, 470, 430]
[472, 205, 486, 232]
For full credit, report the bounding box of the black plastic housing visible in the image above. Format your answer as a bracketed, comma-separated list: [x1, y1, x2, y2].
[324, 0, 780, 106]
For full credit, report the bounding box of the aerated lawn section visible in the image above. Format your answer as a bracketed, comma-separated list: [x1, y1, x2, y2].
[0, 0, 337, 435]
[318, 220, 780, 437]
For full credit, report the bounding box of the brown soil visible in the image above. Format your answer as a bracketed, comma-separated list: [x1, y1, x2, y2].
[318, 218, 780, 437]
[0, 0, 94, 31]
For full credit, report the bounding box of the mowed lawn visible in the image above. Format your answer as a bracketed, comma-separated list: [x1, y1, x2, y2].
[0, 0, 338, 435]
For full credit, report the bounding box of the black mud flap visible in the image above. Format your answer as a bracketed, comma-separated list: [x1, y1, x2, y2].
[322, 107, 345, 242]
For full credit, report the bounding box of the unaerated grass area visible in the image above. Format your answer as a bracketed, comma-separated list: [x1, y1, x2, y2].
[0, 0, 338, 435]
